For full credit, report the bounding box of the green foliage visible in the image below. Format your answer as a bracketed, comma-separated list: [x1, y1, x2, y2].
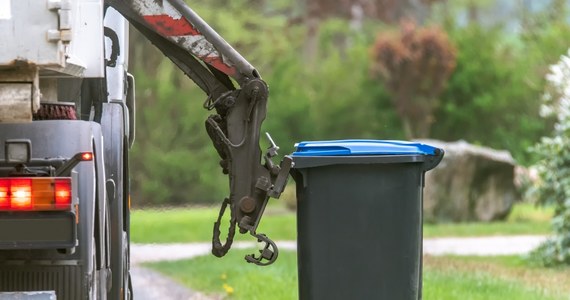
[130, 10, 399, 206]
[437, 22, 570, 165]
[431, 25, 548, 164]
[188, 2, 293, 70]
[264, 19, 402, 156]
[128, 1, 570, 206]
[130, 53, 228, 205]
[530, 51, 570, 266]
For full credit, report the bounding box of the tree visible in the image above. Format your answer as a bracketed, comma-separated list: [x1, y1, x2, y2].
[531, 51, 570, 266]
[298, 0, 442, 63]
[431, 23, 570, 165]
[370, 21, 456, 139]
[128, 33, 228, 205]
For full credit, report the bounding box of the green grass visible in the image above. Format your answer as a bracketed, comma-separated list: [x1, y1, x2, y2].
[147, 251, 570, 300]
[422, 221, 550, 237]
[131, 203, 553, 243]
[423, 255, 570, 300]
[423, 270, 563, 300]
[507, 203, 554, 223]
[424, 203, 553, 237]
[147, 250, 298, 300]
[131, 205, 296, 243]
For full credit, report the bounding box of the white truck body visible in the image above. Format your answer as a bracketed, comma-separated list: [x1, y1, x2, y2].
[0, 0, 104, 122]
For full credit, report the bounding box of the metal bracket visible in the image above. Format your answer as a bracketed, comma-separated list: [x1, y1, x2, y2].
[47, 0, 72, 43]
[268, 155, 293, 199]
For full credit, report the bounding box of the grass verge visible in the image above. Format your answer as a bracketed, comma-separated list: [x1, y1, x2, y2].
[131, 203, 553, 243]
[424, 203, 553, 237]
[146, 250, 297, 300]
[423, 255, 570, 300]
[146, 251, 569, 300]
[131, 206, 295, 244]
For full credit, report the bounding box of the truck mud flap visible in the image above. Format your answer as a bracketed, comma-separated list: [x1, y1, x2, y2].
[0, 265, 84, 300]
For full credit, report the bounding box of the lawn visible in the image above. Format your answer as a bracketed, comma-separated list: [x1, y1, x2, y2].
[423, 255, 570, 300]
[146, 250, 570, 300]
[423, 203, 552, 237]
[130, 205, 296, 243]
[131, 203, 553, 243]
[139, 203, 565, 299]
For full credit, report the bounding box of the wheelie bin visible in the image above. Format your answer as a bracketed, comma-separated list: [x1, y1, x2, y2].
[291, 140, 444, 300]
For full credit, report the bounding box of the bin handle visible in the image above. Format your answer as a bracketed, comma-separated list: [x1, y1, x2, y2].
[423, 148, 444, 172]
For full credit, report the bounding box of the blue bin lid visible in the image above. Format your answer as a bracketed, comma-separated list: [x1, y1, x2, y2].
[292, 140, 439, 156]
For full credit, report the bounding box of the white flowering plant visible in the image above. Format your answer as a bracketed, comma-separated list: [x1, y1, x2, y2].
[531, 50, 570, 266]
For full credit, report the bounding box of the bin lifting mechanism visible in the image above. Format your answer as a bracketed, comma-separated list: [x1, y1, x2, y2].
[212, 133, 293, 266]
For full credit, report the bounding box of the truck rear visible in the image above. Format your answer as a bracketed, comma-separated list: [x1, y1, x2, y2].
[0, 1, 133, 299]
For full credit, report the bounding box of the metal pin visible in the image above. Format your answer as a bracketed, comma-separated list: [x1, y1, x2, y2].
[265, 132, 278, 151]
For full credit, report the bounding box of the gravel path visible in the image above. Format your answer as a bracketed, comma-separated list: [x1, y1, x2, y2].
[422, 235, 548, 256]
[131, 241, 297, 264]
[130, 235, 549, 299]
[131, 266, 214, 300]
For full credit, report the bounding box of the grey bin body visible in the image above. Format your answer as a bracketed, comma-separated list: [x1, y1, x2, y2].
[291, 141, 443, 300]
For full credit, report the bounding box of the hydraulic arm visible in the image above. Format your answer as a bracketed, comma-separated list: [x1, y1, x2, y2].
[107, 0, 291, 265]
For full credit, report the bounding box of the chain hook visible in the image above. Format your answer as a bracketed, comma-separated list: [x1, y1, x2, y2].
[245, 232, 279, 266]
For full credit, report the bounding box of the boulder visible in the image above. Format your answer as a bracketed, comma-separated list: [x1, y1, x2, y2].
[421, 140, 519, 222]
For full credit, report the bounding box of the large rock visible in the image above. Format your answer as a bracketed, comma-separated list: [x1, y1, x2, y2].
[421, 140, 519, 222]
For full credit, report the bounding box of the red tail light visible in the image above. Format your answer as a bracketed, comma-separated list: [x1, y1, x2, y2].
[54, 179, 72, 209]
[0, 178, 72, 211]
[10, 179, 32, 210]
[0, 179, 9, 209]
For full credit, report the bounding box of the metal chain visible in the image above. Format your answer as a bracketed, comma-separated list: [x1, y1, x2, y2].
[211, 197, 236, 257]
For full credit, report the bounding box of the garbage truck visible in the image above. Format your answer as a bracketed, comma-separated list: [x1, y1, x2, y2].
[0, 0, 290, 299]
